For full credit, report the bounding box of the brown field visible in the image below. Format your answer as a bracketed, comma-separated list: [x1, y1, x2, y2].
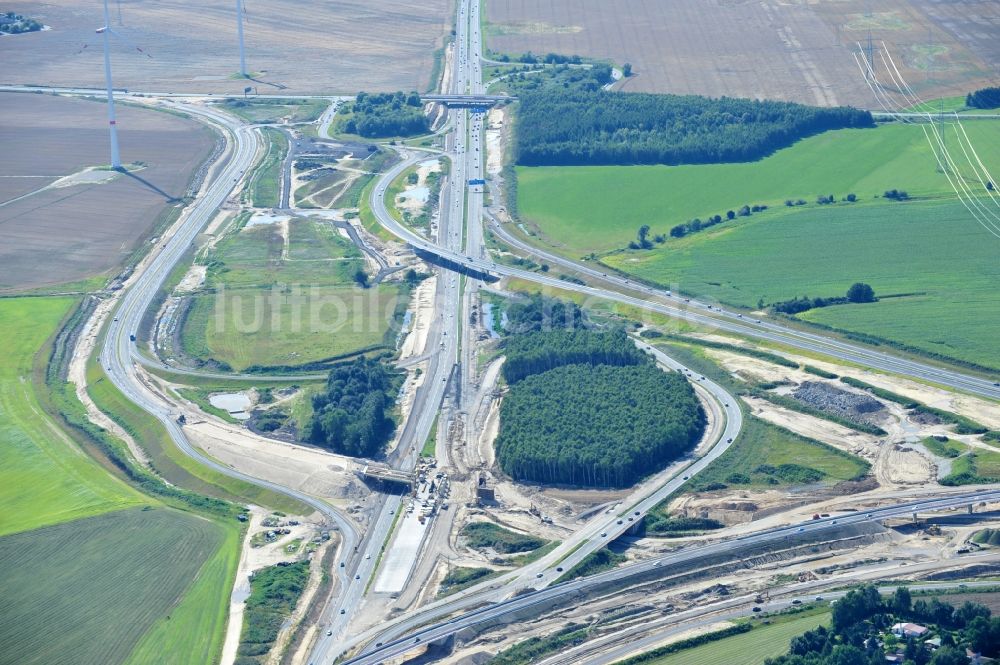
[0, 92, 213, 292]
[486, 0, 999, 107]
[0, 0, 452, 95]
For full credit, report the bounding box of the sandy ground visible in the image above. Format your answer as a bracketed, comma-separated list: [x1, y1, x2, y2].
[399, 276, 436, 359]
[0, 0, 451, 94]
[699, 336, 1000, 431]
[220, 506, 323, 665]
[484, 108, 505, 176]
[67, 296, 150, 465]
[183, 418, 369, 513]
[743, 395, 878, 460]
[396, 159, 442, 215]
[175, 264, 207, 292]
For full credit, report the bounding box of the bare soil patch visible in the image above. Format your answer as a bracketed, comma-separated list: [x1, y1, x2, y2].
[0, 0, 450, 94]
[0, 92, 213, 291]
[486, 0, 998, 106]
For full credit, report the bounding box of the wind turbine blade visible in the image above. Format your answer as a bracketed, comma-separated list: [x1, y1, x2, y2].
[108, 27, 153, 58]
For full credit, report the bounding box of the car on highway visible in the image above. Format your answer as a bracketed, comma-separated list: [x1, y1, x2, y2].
[797, 527, 805, 532]
[326, 630, 333, 636]
[617, 519, 623, 525]
[340, 609, 346, 614]
[600, 532, 607, 537]
[791, 599, 802, 605]
[536, 573, 543, 578]
[556, 567, 563, 572]
[355, 574, 361, 580]
[752, 606, 761, 612]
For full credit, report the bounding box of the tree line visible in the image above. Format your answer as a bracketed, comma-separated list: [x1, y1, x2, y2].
[765, 585, 1000, 665]
[335, 91, 429, 138]
[966, 86, 1000, 110]
[495, 361, 705, 488]
[308, 356, 399, 457]
[501, 328, 646, 383]
[511, 71, 873, 166]
[502, 293, 588, 334]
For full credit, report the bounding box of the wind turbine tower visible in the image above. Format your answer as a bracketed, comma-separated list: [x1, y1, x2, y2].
[237, 0, 248, 77]
[98, 0, 121, 169]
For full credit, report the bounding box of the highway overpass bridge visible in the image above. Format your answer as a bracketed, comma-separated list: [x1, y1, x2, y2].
[422, 94, 514, 108]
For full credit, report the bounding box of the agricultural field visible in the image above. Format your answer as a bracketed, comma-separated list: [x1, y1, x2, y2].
[632, 612, 830, 665]
[0, 507, 231, 665]
[486, 0, 998, 106]
[0, 0, 450, 94]
[515, 120, 1000, 370]
[515, 121, 1000, 255]
[611, 199, 1000, 370]
[181, 217, 407, 370]
[0, 297, 145, 537]
[0, 92, 213, 292]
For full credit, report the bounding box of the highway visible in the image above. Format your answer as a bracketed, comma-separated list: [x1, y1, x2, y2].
[307, 1, 480, 660]
[32, 2, 1000, 661]
[93, 98, 364, 641]
[367, 183, 1000, 400]
[341, 489, 1000, 665]
[546, 574, 1000, 665]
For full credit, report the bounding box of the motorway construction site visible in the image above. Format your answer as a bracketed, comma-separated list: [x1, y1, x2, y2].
[14, 0, 999, 663]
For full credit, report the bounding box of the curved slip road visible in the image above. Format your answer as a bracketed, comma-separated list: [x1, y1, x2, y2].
[95, 99, 361, 615]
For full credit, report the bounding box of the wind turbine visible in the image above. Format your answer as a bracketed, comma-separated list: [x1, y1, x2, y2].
[95, 0, 150, 170]
[97, 0, 121, 169]
[236, 0, 248, 78]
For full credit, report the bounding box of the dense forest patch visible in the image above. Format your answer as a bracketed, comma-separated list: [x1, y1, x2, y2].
[509, 67, 873, 167]
[334, 91, 429, 138]
[501, 328, 646, 383]
[495, 362, 704, 487]
[308, 357, 401, 457]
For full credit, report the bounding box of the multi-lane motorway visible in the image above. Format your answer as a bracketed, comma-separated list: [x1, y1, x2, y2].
[342, 490, 1000, 665]
[18, 0, 1000, 661]
[93, 100, 363, 608]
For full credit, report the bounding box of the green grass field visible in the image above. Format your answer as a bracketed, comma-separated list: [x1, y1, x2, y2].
[249, 128, 288, 208]
[514, 119, 1000, 370]
[205, 219, 363, 289]
[184, 284, 406, 370]
[0, 506, 230, 665]
[124, 518, 241, 665]
[222, 98, 328, 124]
[183, 218, 407, 370]
[0, 297, 144, 536]
[516, 121, 1000, 255]
[634, 612, 829, 665]
[605, 198, 1000, 370]
[684, 415, 870, 492]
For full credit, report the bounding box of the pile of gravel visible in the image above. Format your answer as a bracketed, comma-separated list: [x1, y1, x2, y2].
[791, 381, 886, 426]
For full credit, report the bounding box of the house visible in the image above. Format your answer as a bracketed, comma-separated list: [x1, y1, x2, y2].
[924, 637, 941, 651]
[891, 623, 929, 639]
